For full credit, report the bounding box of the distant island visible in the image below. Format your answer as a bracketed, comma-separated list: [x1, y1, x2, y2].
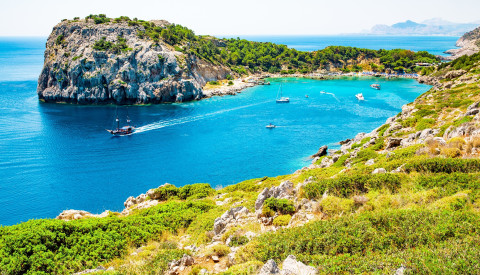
[366, 18, 479, 36]
[38, 14, 439, 105]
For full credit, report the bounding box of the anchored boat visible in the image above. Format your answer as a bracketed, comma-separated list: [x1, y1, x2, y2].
[266, 123, 276, 129]
[276, 83, 290, 103]
[370, 84, 381, 90]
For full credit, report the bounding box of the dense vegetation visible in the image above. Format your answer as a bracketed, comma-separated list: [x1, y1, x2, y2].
[82, 15, 439, 75]
[0, 201, 212, 274]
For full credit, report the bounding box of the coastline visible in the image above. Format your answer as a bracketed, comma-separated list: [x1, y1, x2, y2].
[202, 71, 420, 98]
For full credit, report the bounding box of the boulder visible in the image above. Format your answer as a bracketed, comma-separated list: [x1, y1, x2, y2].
[311, 145, 327, 158]
[56, 210, 92, 220]
[259, 259, 280, 275]
[255, 181, 295, 212]
[213, 207, 249, 235]
[211, 255, 220, 262]
[179, 254, 194, 267]
[372, 168, 386, 174]
[319, 157, 334, 168]
[386, 138, 403, 149]
[281, 255, 317, 275]
[365, 159, 375, 166]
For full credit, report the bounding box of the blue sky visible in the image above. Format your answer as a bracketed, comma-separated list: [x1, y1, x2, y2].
[1, 0, 479, 36]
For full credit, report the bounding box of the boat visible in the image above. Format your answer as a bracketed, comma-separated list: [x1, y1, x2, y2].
[370, 84, 380, 90]
[355, 93, 365, 101]
[266, 123, 276, 129]
[276, 83, 290, 103]
[106, 109, 135, 136]
[305, 95, 309, 98]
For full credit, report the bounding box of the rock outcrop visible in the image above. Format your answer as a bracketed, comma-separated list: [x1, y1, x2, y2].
[259, 255, 318, 275]
[445, 25, 480, 60]
[37, 19, 231, 104]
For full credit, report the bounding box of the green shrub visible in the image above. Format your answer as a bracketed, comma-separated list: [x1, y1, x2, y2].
[251, 210, 480, 273]
[209, 80, 219, 85]
[224, 260, 263, 274]
[405, 158, 480, 173]
[151, 183, 215, 201]
[304, 174, 403, 199]
[0, 201, 213, 274]
[273, 215, 292, 226]
[230, 235, 250, 246]
[416, 118, 435, 131]
[55, 34, 65, 45]
[206, 244, 230, 257]
[415, 173, 480, 199]
[228, 80, 234, 86]
[263, 198, 295, 216]
[319, 196, 354, 215]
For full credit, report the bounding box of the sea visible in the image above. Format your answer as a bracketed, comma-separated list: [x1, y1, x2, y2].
[0, 36, 455, 225]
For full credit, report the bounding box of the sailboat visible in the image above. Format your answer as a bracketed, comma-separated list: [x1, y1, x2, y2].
[276, 83, 290, 103]
[106, 108, 136, 136]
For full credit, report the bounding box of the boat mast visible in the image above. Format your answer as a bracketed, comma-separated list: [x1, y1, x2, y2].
[115, 107, 119, 129]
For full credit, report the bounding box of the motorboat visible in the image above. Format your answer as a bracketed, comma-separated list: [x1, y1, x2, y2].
[355, 93, 365, 101]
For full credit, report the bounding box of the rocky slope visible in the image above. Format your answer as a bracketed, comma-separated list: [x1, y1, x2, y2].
[445, 25, 480, 59]
[37, 19, 230, 104]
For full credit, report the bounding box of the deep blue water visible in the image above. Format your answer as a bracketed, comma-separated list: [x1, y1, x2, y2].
[224, 35, 459, 56]
[0, 36, 443, 225]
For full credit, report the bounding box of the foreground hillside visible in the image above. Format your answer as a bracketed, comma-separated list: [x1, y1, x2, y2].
[38, 14, 438, 104]
[4, 50, 480, 273]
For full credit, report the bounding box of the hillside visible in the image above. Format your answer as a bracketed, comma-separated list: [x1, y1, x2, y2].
[38, 15, 439, 104]
[445, 25, 480, 59]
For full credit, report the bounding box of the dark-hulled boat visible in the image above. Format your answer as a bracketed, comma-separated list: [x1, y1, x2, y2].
[107, 112, 135, 136]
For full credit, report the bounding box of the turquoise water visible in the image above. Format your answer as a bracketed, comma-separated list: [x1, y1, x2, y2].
[0, 36, 440, 225]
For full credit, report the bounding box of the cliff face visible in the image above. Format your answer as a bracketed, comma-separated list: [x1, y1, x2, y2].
[37, 19, 230, 104]
[445, 25, 480, 60]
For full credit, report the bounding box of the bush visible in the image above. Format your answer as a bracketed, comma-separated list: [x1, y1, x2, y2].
[273, 215, 292, 226]
[209, 81, 219, 85]
[0, 201, 213, 274]
[55, 34, 65, 45]
[262, 198, 295, 216]
[228, 80, 234, 86]
[251, 210, 480, 273]
[230, 235, 250, 246]
[151, 183, 215, 201]
[405, 158, 480, 173]
[303, 174, 403, 199]
[441, 147, 461, 158]
[319, 196, 354, 216]
[205, 244, 230, 257]
[415, 172, 480, 199]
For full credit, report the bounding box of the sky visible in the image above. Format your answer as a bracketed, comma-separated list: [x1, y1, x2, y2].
[1, 0, 479, 36]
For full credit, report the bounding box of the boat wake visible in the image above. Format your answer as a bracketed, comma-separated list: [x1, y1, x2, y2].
[134, 100, 272, 134]
[320, 91, 340, 102]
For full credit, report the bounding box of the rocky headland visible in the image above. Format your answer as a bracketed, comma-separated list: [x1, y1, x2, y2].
[444, 25, 480, 60]
[37, 18, 230, 104]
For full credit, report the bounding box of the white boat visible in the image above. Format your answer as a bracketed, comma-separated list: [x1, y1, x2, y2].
[276, 83, 290, 103]
[266, 123, 276, 129]
[370, 84, 380, 90]
[355, 93, 365, 101]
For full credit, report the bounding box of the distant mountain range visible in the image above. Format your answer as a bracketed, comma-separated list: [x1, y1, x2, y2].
[366, 18, 480, 36]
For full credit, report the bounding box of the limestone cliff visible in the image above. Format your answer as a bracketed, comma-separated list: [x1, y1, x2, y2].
[445, 25, 480, 60]
[37, 19, 231, 104]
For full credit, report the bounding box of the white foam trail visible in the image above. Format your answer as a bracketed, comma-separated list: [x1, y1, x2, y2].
[134, 100, 272, 134]
[320, 91, 340, 102]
